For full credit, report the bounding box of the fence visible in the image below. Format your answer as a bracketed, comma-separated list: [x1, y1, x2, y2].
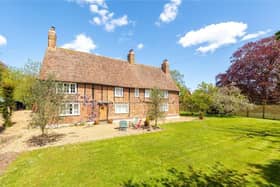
[237, 105, 280, 120]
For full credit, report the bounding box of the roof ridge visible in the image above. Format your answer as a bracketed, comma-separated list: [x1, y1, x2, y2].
[56, 47, 128, 63]
[56, 47, 162, 70]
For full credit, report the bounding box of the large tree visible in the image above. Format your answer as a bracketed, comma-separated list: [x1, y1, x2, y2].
[216, 36, 280, 105]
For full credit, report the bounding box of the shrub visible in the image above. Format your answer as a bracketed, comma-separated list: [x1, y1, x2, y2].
[1, 82, 15, 128]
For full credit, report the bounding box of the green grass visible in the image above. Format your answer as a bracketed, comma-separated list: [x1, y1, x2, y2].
[1, 117, 280, 186]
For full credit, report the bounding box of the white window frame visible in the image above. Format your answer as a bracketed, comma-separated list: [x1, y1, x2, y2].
[57, 83, 77, 94]
[115, 87, 124, 97]
[114, 103, 129, 114]
[60, 103, 80, 116]
[160, 103, 169, 112]
[134, 88, 139, 97]
[162, 90, 168, 98]
[145, 89, 150, 98]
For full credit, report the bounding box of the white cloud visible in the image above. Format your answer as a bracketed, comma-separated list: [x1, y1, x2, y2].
[137, 43, 144, 50]
[157, 0, 181, 24]
[0, 35, 7, 46]
[61, 33, 96, 53]
[241, 29, 271, 41]
[89, 2, 130, 32]
[178, 22, 248, 53]
[69, 0, 107, 8]
[104, 15, 129, 32]
[68, 0, 131, 31]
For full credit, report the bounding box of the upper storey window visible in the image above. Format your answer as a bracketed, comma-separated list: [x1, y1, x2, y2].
[115, 87, 123, 97]
[57, 83, 77, 94]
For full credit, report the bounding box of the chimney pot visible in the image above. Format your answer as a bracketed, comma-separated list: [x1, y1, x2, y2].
[127, 49, 135, 64]
[48, 26, 57, 49]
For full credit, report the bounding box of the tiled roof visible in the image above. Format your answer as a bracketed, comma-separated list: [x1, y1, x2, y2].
[40, 48, 179, 91]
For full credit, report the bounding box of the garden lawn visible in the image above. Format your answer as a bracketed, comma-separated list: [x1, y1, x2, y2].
[1, 117, 280, 186]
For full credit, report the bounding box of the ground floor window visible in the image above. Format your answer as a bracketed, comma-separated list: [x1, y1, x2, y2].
[115, 103, 129, 114]
[160, 103, 169, 112]
[60, 103, 80, 116]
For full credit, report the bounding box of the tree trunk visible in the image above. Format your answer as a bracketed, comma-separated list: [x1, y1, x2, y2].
[41, 126, 45, 135]
[262, 102, 266, 119]
[155, 118, 158, 128]
[246, 107, 249, 117]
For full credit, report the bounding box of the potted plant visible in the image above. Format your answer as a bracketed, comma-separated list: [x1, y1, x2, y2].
[94, 119, 99, 125]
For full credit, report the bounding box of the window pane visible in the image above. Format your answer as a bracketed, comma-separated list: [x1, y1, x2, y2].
[115, 87, 123, 97]
[135, 88, 139, 97]
[115, 103, 129, 114]
[70, 84, 76, 93]
[64, 84, 70, 93]
[74, 104, 79, 115]
[145, 89, 150, 98]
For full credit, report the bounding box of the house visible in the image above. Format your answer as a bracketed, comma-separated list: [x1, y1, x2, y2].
[40, 27, 179, 124]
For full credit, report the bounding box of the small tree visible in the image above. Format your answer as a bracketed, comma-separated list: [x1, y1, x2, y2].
[30, 77, 63, 135]
[147, 88, 166, 128]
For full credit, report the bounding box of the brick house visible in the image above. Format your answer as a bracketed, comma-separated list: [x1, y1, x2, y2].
[40, 27, 179, 124]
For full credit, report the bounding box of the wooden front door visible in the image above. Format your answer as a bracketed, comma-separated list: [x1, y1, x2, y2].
[99, 104, 108, 121]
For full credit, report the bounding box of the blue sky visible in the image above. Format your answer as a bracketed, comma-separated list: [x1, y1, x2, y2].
[0, 0, 279, 90]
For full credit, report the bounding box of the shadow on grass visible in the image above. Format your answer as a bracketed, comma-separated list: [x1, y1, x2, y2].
[122, 163, 248, 187]
[250, 160, 280, 186]
[207, 126, 280, 141]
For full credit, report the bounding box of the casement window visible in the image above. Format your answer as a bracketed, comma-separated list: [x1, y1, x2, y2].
[57, 83, 77, 94]
[115, 103, 129, 114]
[162, 90, 168, 98]
[135, 88, 139, 97]
[60, 103, 80, 116]
[160, 103, 169, 112]
[115, 87, 123, 97]
[145, 89, 151, 98]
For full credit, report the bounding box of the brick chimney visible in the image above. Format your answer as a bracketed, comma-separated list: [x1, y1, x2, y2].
[48, 26, 56, 49]
[127, 49, 135, 64]
[161, 59, 169, 74]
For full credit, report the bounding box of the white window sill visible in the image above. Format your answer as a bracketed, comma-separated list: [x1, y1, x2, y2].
[59, 114, 80, 117]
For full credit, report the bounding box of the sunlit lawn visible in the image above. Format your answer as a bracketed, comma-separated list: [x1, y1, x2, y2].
[1, 117, 279, 186]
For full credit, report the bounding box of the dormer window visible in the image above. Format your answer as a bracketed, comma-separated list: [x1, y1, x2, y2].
[115, 87, 123, 97]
